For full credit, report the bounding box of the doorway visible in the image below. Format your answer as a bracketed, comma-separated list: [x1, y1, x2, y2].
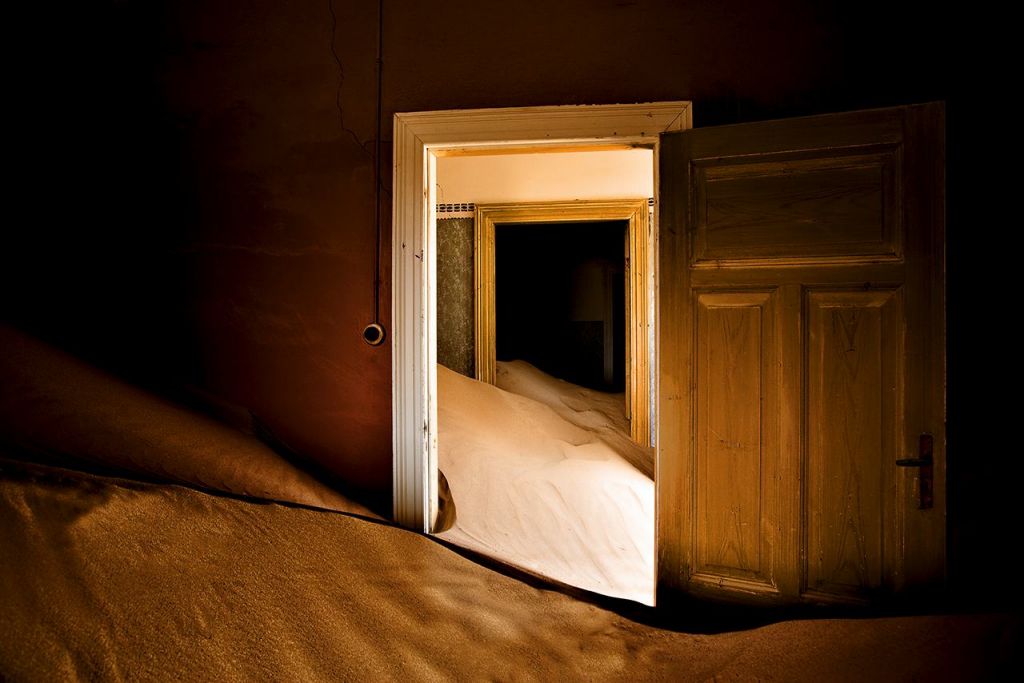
[473, 199, 651, 444]
[391, 102, 692, 535]
[497, 220, 627, 393]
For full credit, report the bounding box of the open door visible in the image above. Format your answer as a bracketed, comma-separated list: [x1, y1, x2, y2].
[657, 104, 945, 604]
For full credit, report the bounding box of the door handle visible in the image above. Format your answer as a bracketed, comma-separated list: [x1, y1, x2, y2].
[896, 434, 933, 509]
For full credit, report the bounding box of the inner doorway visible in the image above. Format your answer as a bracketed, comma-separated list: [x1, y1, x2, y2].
[497, 220, 627, 393]
[472, 199, 651, 444]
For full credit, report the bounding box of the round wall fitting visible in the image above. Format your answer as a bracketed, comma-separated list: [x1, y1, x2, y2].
[362, 322, 386, 346]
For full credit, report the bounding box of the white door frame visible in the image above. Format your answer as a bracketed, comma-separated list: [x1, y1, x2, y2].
[391, 102, 692, 532]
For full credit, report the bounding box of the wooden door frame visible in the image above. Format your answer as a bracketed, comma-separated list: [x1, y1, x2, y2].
[392, 102, 692, 533]
[473, 199, 651, 445]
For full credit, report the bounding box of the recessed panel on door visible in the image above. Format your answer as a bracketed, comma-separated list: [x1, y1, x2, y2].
[693, 290, 779, 593]
[804, 288, 902, 601]
[693, 150, 901, 266]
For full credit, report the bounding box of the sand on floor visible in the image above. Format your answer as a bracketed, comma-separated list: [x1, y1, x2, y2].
[0, 460, 1017, 682]
[437, 362, 654, 604]
[495, 359, 653, 477]
[0, 325, 376, 519]
[0, 335, 1018, 680]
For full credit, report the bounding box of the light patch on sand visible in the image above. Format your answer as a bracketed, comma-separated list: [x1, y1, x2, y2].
[437, 362, 654, 605]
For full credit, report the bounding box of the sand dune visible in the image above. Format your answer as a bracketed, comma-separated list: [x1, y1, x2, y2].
[0, 336, 1017, 679]
[1, 459, 1017, 681]
[495, 360, 654, 477]
[0, 325, 375, 519]
[437, 363, 654, 604]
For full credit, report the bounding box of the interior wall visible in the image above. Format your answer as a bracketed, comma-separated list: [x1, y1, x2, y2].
[7, 0, 1009, 596]
[437, 218, 475, 377]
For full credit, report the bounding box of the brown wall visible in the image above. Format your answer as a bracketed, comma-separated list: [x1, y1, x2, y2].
[8, 0, 1011, 597]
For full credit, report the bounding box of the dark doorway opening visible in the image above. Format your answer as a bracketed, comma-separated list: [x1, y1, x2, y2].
[495, 220, 627, 392]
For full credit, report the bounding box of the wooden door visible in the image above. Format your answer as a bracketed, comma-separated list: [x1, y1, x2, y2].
[657, 104, 945, 604]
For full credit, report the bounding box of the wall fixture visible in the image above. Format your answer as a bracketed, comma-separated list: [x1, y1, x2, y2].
[362, 322, 386, 346]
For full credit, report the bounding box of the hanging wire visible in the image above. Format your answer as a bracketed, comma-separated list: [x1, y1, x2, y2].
[372, 0, 384, 327]
[328, 0, 387, 344]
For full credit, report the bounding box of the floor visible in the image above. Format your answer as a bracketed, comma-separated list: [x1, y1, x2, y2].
[1, 459, 1019, 681]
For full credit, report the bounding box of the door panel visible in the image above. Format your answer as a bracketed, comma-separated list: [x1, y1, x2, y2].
[694, 150, 901, 265]
[805, 289, 902, 601]
[694, 291, 779, 593]
[657, 104, 945, 604]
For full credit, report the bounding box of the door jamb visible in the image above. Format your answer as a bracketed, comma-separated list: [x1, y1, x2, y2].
[391, 102, 692, 533]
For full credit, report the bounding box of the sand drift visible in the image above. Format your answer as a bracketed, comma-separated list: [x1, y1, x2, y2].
[437, 361, 655, 605]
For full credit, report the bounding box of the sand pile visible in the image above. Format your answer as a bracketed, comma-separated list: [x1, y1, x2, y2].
[1, 459, 1017, 681]
[495, 360, 653, 477]
[0, 338, 1017, 679]
[0, 325, 375, 519]
[437, 362, 654, 604]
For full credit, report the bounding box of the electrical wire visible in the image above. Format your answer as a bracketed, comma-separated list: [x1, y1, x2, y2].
[373, 0, 384, 326]
[327, 0, 388, 336]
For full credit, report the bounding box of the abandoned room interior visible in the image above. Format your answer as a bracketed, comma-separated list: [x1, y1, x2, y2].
[2, 0, 1021, 680]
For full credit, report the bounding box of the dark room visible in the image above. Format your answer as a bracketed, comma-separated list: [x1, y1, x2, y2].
[2, 0, 1020, 680]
